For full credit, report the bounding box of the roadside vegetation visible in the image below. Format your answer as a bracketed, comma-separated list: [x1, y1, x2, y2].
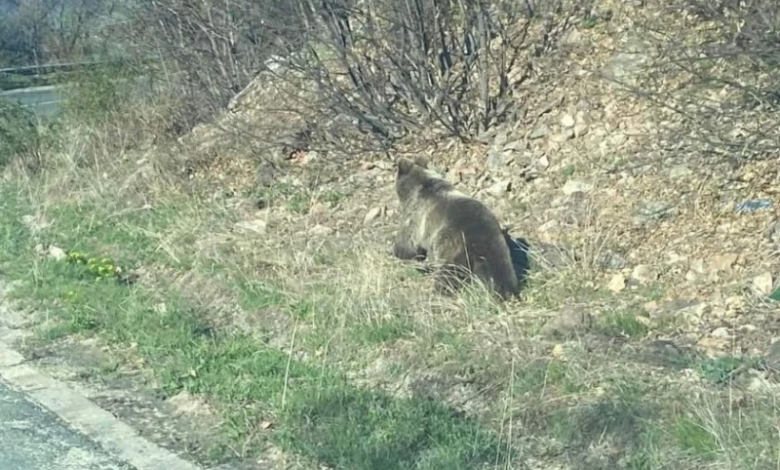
[1, 1, 779, 469]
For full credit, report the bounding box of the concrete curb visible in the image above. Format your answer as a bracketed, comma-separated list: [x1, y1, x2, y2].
[0, 341, 203, 470]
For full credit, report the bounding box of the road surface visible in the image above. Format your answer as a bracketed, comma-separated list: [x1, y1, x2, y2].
[0, 379, 135, 470]
[0, 85, 62, 117]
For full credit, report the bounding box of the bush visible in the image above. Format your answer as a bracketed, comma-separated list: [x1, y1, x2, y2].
[627, 0, 780, 162]
[123, 0, 592, 151]
[0, 99, 43, 170]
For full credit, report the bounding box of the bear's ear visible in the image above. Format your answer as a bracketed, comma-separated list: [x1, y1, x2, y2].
[397, 158, 415, 175]
[413, 156, 430, 169]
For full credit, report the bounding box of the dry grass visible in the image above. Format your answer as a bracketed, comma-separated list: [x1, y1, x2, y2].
[2, 133, 779, 469]
[2, 3, 780, 467]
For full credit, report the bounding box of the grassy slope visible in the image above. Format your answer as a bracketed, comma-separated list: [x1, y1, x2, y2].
[1, 148, 778, 470]
[1, 5, 779, 470]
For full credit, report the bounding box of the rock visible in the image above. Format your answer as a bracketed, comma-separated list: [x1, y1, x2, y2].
[537, 155, 550, 169]
[540, 309, 593, 339]
[486, 150, 505, 171]
[486, 180, 511, 196]
[537, 220, 559, 233]
[235, 219, 267, 234]
[630, 264, 658, 284]
[364, 206, 384, 225]
[597, 250, 628, 270]
[765, 341, 780, 372]
[301, 150, 318, 165]
[560, 114, 575, 128]
[708, 253, 738, 273]
[752, 271, 774, 296]
[503, 140, 525, 152]
[551, 129, 575, 142]
[562, 180, 594, 195]
[573, 124, 589, 138]
[669, 165, 693, 178]
[645, 300, 709, 323]
[766, 221, 780, 244]
[47, 246, 66, 261]
[697, 336, 730, 352]
[632, 201, 677, 225]
[747, 375, 775, 393]
[494, 129, 509, 147]
[20, 214, 50, 233]
[710, 327, 731, 339]
[608, 273, 626, 293]
[309, 224, 333, 236]
[529, 125, 551, 140]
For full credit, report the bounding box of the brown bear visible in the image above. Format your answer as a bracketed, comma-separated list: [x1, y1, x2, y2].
[392, 156, 519, 300]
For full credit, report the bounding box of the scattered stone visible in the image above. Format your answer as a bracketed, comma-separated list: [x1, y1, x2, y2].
[573, 124, 589, 138]
[20, 214, 51, 233]
[710, 327, 732, 339]
[301, 150, 319, 165]
[503, 140, 525, 152]
[562, 180, 594, 196]
[597, 250, 628, 270]
[486, 150, 505, 171]
[765, 341, 780, 372]
[644, 299, 708, 323]
[630, 264, 658, 284]
[531, 242, 573, 269]
[608, 273, 627, 292]
[235, 219, 268, 234]
[486, 180, 511, 196]
[697, 336, 730, 351]
[363, 206, 384, 225]
[540, 309, 593, 339]
[752, 271, 774, 296]
[47, 246, 67, 261]
[669, 165, 693, 178]
[708, 253, 738, 273]
[633, 340, 703, 370]
[537, 155, 550, 169]
[309, 224, 333, 236]
[560, 114, 575, 128]
[551, 129, 575, 142]
[529, 125, 551, 140]
[747, 374, 775, 393]
[766, 221, 780, 244]
[494, 129, 509, 147]
[167, 390, 212, 417]
[632, 201, 677, 225]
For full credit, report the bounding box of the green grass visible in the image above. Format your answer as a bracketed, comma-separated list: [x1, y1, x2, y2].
[3, 174, 780, 470]
[0, 185, 506, 469]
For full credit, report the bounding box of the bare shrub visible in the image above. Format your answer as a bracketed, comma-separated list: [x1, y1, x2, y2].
[625, 0, 780, 162]
[0, 100, 43, 171]
[121, 0, 593, 153]
[281, 0, 593, 146]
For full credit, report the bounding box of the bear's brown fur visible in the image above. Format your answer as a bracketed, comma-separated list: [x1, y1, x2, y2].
[392, 156, 519, 299]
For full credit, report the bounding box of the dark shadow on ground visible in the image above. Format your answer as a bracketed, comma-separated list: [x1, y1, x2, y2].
[502, 229, 531, 291]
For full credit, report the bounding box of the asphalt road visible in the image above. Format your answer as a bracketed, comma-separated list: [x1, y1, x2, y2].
[0, 85, 62, 117]
[0, 379, 136, 470]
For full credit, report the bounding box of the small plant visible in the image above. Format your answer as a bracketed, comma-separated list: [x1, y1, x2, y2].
[66, 250, 124, 282]
[598, 310, 649, 339]
[674, 417, 717, 458]
[697, 355, 759, 384]
[581, 15, 599, 29]
[0, 100, 42, 169]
